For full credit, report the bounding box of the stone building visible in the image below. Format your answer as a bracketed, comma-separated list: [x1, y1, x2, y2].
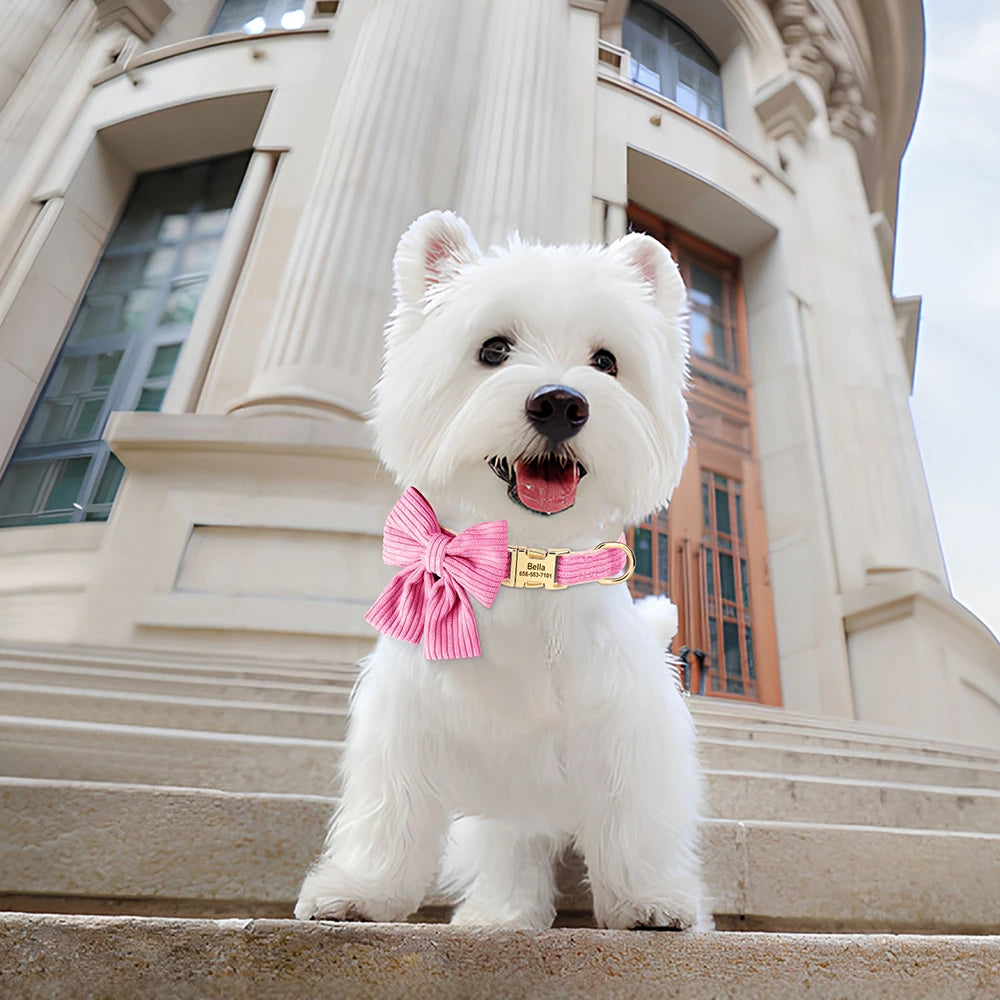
[1, 1, 998, 992]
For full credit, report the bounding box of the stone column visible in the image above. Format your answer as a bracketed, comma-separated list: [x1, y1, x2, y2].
[452, 0, 573, 247]
[229, 0, 470, 420]
[0, 1, 69, 111]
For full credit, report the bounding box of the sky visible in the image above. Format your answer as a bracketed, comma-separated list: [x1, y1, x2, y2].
[894, 0, 1000, 640]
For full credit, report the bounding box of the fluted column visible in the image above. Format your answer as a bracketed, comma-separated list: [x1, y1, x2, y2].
[0, 1, 69, 111]
[230, 0, 468, 420]
[453, 0, 572, 247]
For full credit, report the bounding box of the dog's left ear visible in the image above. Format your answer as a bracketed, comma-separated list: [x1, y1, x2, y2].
[394, 210, 481, 310]
[607, 233, 686, 323]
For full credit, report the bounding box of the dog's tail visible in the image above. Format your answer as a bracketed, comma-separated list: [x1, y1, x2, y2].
[633, 594, 679, 649]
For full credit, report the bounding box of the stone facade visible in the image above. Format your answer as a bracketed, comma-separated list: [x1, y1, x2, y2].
[0, 0, 997, 747]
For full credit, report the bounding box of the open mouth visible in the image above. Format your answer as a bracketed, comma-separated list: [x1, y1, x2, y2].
[488, 455, 587, 515]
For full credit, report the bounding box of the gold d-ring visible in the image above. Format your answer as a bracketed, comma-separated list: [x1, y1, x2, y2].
[594, 540, 636, 585]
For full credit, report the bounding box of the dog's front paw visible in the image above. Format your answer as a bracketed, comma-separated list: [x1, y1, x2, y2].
[598, 891, 699, 932]
[294, 867, 411, 922]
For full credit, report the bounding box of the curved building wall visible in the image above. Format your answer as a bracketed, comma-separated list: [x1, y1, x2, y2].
[0, 0, 996, 746]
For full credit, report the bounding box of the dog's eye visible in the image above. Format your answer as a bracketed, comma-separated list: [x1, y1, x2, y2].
[479, 336, 513, 366]
[590, 349, 618, 377]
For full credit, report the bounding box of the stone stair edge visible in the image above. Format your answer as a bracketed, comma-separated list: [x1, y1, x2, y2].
[2, 639, 998, 759]
[1, 915, 998, 1000]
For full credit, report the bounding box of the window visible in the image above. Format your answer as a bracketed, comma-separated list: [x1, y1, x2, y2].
[622, 2, 724, 129]
[0, 153, 250, 528]
[211, 0, 306, 34]
[626, 205, 780, 703]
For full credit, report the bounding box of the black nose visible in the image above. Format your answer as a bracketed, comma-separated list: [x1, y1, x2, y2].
[525, 385, 589, 443]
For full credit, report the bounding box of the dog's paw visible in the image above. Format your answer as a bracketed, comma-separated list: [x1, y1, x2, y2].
[598, 892, 699, 932]
[450, 902, 555, 931]
[295, 868, 411, 922]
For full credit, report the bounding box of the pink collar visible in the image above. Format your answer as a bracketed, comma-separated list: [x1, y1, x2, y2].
[365, 488, 635, 660]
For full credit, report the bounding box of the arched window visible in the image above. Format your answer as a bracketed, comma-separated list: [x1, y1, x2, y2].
[211, 0, 306, 34]
[622, 2, 725, 129]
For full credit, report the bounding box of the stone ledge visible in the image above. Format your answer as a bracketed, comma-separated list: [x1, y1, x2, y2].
[4, 780, 999, 932]
[0, 915, 996, 1000]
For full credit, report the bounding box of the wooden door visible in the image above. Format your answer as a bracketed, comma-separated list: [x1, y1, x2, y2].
[625, 204, 781, 705]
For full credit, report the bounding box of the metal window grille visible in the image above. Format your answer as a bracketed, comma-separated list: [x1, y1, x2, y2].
[0, 152, 251, 528]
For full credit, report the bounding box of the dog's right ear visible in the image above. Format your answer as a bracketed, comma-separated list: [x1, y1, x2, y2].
[393, 210, 481, 310]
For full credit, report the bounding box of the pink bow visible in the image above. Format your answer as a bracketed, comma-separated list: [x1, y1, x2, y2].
[365, 488, 509, 660]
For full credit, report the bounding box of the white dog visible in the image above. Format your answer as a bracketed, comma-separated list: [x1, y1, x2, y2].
[295, 210, 703, 930]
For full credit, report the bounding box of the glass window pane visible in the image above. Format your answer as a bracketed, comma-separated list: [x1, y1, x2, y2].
[741, 558, 751, 610]
[708, 616, 719, 676]
[0, 462, 49, 516]
[180, 237, 223, 274]
[72, 398, 106, 438]
[719, 552, 736, 602]
[0, 152, 249, 527]
[657, 532, 669, 586]
[136, 387, 166, 412]
[705, 551, 715, 597]
[159, 277, 208, 326]
[735, 491, 744, 541]
[93, 455, 125, 505]
[148, 343, 183, 380]
[715, 486, 731, 536]
[212, 0, 306, 34]
[634, 527, 653, 577]
[690, 263, 723, 311]
[622, 3, 723, 128]
[723, 620, 744, 694]
[702, 479, 711, 531]
[745, 626, 755, 682]
[44, 457, 90, 511]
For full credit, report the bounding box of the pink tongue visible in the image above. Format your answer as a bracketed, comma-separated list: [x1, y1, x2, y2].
[515, 459, 579, 514]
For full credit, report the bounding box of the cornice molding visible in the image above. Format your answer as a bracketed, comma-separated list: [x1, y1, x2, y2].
[770, 0, 875, 147]
[91, 0, 170, 41]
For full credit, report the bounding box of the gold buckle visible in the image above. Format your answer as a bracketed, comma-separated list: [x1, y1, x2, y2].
[594, 540, 636, 585]
[502, 546, 570, 589]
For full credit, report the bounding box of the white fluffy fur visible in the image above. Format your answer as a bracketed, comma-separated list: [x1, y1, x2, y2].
[295, 211, 705, 930]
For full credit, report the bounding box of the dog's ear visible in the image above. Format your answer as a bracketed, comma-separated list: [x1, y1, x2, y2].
[394, 210, 481, 310]
[607, 232, 686, 322]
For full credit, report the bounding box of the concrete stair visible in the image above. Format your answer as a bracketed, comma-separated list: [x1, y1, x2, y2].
[2, 915, 997, 1000]
[1, 639, 999, 996]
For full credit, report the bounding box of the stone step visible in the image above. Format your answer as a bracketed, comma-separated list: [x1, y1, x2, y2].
[2, 915, 996, 1000]
[693, 718, 1000, 765]
[5, 716, 1000, 831]
[0, 716, 344, 794]
[0, 682, 347, 740]
[3, 779, 999, 933]
[690, 698, 1000, 754]
[706, 770, 1000, 833]
[6, 680, 1000, 787]
[0, 663, 352, 708]
[8, 666, 999, 770]
[0, 641, 360, 686]
[5, 714, 1000, 798]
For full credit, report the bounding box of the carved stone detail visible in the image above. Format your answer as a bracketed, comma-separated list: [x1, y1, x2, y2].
[91, 0, 170, 42]
[770, 0, 874, 145]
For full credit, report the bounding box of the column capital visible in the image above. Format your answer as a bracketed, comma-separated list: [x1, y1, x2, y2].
[769, 0, 874, 148]
[91, 0, 170, 41]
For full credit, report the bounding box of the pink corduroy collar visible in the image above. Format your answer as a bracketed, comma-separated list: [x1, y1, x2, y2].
[364, 488, 635, 660]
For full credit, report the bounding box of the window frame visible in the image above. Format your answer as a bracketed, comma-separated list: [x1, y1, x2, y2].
[625, 204, 781, 705]
[0, 153, 251, 528]
[622, 1, 725, 130]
